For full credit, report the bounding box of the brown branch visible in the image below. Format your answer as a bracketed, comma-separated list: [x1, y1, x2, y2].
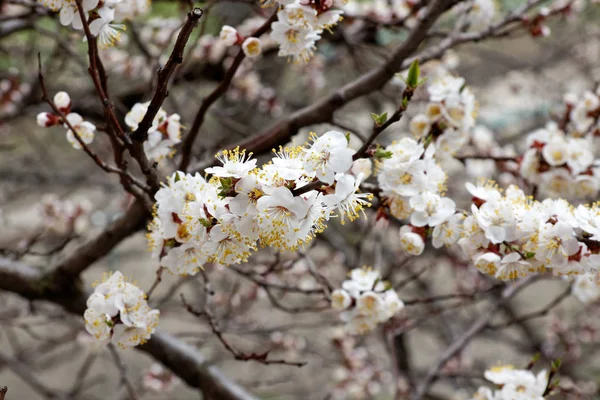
[190, 0, 458, 175]
[108, 343, 139, 400]
[0, 386, 6, 400]
[131, 8, 204, 142]
[178, 10, 278, 171]
[181, 294, 307, 367]
[412, 275, 539, 400]
[38, 54, 149, 195]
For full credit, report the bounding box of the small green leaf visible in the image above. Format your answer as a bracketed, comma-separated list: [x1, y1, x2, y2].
[407, 59, 420, 88]
[371, 112, 388, 127]
[174, 172, 182, 183]
[402, 96, 409, 108]
[345, 132, 351, 143]
[525, 252, 536, 259]
[374, 148, 393, 159]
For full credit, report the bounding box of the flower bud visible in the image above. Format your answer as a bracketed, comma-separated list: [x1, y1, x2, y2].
[36, 112, 58, 127]
[399, 231, 425, 255]
[220, 25, 239, 46]
[53, 91, 71, 112]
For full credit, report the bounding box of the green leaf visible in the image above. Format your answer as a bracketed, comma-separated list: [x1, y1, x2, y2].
[525, 252, 536, 259]
[371, 112, 388, 127]
[345, 132, 351, 143]
[174, 172, 182, 183]
[374, 148, 393, 159]
[407, 59, 420, 88]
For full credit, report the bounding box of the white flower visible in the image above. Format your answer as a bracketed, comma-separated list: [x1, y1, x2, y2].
[575, 204, 600, 240]
[202, 224, 251, 265]
[471, 198, 517, 244]
[331, 289, 352, 310]
[428, 75, 465, 104]
[572, 272, 600, 304]
[399, 226, 425, 255]
[520, 148, 540, 181]
[567, 138, 594, 175]
[64, 112, 96, 149]
[541, 137, 569, 166]
[356, 291, 384, 316]
[161, 242, 208, 276]
[323, 173, 372, 224]
[350, 158, 372, 178]
[496, 253, 530, 280]
[431, 212, 464, 248]
[465, 181, 502, 203]
[125, 102, 166, 132]
[256, 186, 310, 250]
[535, 222, 579, 267]
[220, 25, 238, 46]
[409, 114, 431, 138]
[474, 252, 501, 276]
[205, 147, 257, 179]
[242, 37, 262, 57]
[303, 131, 354, 184]
[89, 7, 124, 48]
[271, 20, 321, 63]
[468, 0, 495, 30]
[409, 192, 456, 227]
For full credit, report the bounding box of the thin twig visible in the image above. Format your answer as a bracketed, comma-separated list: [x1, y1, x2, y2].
[181, 294, 307, 367]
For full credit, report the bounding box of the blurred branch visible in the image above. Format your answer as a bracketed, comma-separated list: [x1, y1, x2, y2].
[0, 256, 259, 400]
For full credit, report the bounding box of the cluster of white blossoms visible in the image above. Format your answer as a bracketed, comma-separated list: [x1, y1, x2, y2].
[459, 181, 600, 280]
[330, 268, 404, 334]
[330, 328, 391, 399]
[375, 73, 479, 256]
[471, 365, 548, 400]
[148, 130, 373, 276]
[342, 0, 419, 27]
[43, 0, 126, 47]
[84, 271, 159, 349]
[125, 102, 182, 163]
[520, 122, 599, 200]
[36, 91, 97, 150]
[572, 271, 600, 304]
[268, 0, 344, 63]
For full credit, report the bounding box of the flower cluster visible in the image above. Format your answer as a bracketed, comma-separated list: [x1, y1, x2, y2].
[84, 271, 159, 349]
[330, 329, 392, 399]
[342, 0, 420, 27]
[125, 102, 182, 163]
[459, 182, 600, 280]
[471, 365, 548, 400]
[330, 267, 404, 334]
[0, 76, 31, 117]
[377, 137, 456, 255]
[36, 91, 97, 150]
[519, 122, 598, 200]
[148, 130, 373, 276]
[45, 0, 125, 47]
[38, 193, 91, 234]
[268, 0, 344, 63]
[572, 270, 600, 304]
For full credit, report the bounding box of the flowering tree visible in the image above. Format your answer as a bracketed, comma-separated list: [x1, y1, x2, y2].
[1, 0, 600, 398]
